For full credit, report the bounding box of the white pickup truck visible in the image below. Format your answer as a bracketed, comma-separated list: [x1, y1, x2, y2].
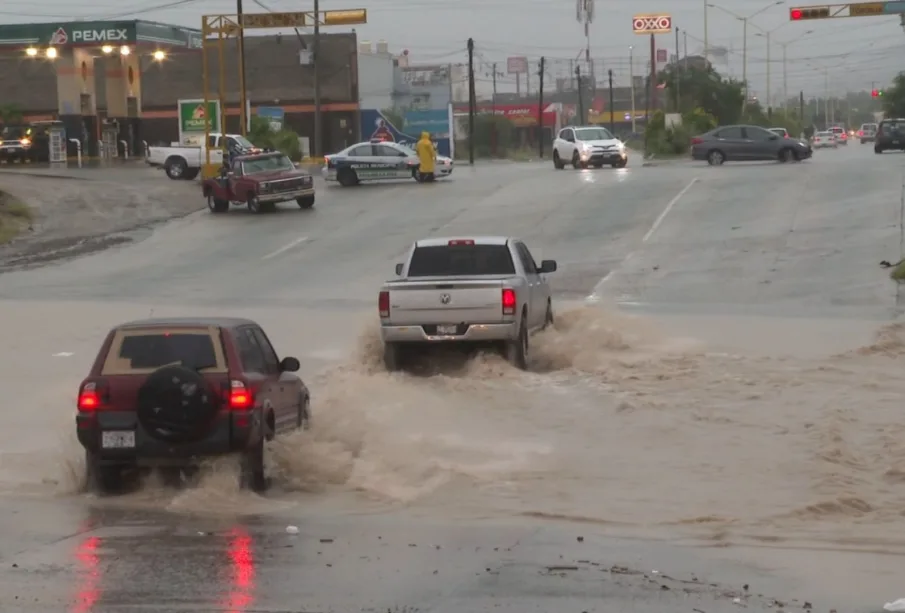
[145, 133, 260, 180]
[378, 236, 557, 371]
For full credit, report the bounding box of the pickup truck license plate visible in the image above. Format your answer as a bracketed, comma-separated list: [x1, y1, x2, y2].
[436, 324, 458, 335]
[894, 140, 901, 145]
[101, 431, 135, 449]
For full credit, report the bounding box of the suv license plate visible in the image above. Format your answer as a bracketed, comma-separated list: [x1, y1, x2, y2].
[102, 431, 135, 448]
[436, 325, 457, 335]
[893, 140, 901, 145]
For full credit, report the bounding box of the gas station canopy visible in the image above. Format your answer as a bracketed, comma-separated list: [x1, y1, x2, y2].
[0, 20, 201, 55]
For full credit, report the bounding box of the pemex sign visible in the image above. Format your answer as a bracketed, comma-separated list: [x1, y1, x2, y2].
[632, 14, 672, 34]
[177, 99, 221, 145]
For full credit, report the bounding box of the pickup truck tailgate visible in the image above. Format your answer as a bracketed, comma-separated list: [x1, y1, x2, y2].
[387, 278, 508, 325]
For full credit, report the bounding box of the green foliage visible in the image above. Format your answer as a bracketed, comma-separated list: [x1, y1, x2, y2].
[457, 114, 516, 158]
[0, 104, 23, 125]
[882, 72, 905, 118]
[247, 115, 302, 160]
[658, 64, 745, 125]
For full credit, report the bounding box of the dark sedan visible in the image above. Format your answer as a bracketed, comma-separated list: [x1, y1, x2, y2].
[690, 124, 812, 166]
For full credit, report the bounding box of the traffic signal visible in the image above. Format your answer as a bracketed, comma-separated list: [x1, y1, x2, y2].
[789, 7, 830, 19]
[872, 89, 884, 98]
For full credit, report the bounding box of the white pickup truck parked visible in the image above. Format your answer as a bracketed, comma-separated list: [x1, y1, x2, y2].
[378, 236, 558, 371]
[145, 133, 260, 180]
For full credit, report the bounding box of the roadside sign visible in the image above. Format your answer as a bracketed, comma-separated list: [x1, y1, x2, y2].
[178, 99, 221, 146]
[850, 2, 885, 14]
[257, 106, 284, 131]
[656, 49, 668, 62]
[790, 2, 905, 19]
[507, 56, 528, 74]
[242, 12, 308, 27]
[322, 9, 367, 25]
[633, 14, 672, 34]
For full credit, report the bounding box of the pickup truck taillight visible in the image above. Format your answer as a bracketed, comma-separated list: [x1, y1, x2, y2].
[378, 291, 390, 317]
[501, 289, 516, 315]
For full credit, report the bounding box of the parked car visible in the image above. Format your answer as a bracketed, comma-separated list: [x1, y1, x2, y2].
[75, 316, 310, 493]
[690, 124, 812, 165]
[811, 131, 838, 149]
[379, 236, 556, 371]
[859, 123, 878, 144]
[552, 126, 627, 169]
[874, 119, 905, 154]
[322, 140, 453, 187]
[146, 132, 261, 180]
[201, 151, 315, 213]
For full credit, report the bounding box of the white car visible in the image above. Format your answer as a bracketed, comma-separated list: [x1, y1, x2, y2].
[811, 131, 838, 149]
[552, 126, 628, 169]
[322, 140, 453, 186]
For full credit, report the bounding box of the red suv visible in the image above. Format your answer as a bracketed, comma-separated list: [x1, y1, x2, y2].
[75, 317, 310, 493]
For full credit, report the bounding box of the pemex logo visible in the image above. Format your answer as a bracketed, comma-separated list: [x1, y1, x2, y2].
[49, 27, 68, 45]
[192, 104, 206, 120]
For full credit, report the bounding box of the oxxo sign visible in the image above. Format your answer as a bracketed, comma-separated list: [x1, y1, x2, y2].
[72, 28, 129, 42]
[632, 14, 672, 34]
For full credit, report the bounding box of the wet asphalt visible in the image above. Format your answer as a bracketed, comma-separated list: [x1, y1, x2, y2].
[1, 147, 904, 611]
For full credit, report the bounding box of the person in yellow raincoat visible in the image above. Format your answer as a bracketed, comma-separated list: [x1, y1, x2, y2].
[415, 131, 436, 182]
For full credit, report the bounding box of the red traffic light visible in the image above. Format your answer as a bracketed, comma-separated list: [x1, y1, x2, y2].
[790, 8, 802, 19]
[872, 89, 878, 97]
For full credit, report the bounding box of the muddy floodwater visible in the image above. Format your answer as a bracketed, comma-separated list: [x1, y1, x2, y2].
[12, 304, 897, 563]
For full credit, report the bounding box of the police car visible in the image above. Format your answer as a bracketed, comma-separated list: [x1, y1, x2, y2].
[322, 140, 453, 187]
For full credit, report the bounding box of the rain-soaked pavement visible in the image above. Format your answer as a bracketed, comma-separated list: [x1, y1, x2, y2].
[1, 149, 904, 611]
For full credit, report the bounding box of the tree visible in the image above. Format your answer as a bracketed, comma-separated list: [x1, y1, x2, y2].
[658, 64, 745, 126]
[882, 72, 905, 118]
[247, 116, 302, 160]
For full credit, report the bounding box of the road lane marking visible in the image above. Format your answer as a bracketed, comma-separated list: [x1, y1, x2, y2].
[587, 177, 699, 301]
[262, 236, 308, 260]
[642, 177, 699, 243]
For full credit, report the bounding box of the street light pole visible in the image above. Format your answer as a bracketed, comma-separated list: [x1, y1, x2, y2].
[765, 30, 770, 111]
[629, 45, 636, 133]
[704, 0, 708, 59]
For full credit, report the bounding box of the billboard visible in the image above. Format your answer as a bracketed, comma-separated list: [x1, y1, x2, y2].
[632, 14, 672, 34]
[507, 56, 528, 74]
[177, 99, 220, 146]
[358, 108, 452, 157]
[452, 103, 558, 127]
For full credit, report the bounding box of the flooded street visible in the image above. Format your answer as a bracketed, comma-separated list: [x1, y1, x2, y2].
[1, 151, 904, 611]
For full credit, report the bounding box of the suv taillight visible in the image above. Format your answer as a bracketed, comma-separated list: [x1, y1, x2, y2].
[77, 380, 105, 411]
[502, 288, 516, 315]
[228, 380, 253, 410]
[378, 290, 390, 317]
[691, 137, 703, 145]
[78, 383, 99, 411]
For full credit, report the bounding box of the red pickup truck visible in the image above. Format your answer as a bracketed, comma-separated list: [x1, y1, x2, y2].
[202, 151, 315, 214]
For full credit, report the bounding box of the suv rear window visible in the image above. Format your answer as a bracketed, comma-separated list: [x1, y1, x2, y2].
[101, 327, 228, 374]
[881, 120, 905, 133]
[407, 244, 516, 277]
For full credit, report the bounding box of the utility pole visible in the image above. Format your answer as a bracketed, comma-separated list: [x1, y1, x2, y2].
[237, 0, 248, 136]
[312, 0, 322, 158]
[765, 31, 771, 115]
[629, 46, 636, 133]
[537, 57, 545, 158]
[799, 90, 804, 126]
[467, 38, 475, 165]
[742, 17, 748, 113]
[674, 26, 680, 112]
[649, 33, 657, 110]
[782, 44, 787, 112]
[491, 62, 497, 116]
[575, 65, 584, 125]
[684, 31, 688, 70]
[703, 0, 708, 59]
[608, 69, 614, 135]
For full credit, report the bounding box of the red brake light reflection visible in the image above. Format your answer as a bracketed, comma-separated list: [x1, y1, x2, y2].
[501, 288, 516, 315]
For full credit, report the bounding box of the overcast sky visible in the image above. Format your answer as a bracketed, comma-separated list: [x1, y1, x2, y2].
[21, 0, 905, 99]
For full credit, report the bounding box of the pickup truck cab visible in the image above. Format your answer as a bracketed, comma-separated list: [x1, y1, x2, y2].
[379, 236, 557, 371]
[201, 151, 315, 213]
[146, 133, 261, 180]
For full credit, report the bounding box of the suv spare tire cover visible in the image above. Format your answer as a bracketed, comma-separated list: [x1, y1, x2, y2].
[137, 365, 220, 443]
